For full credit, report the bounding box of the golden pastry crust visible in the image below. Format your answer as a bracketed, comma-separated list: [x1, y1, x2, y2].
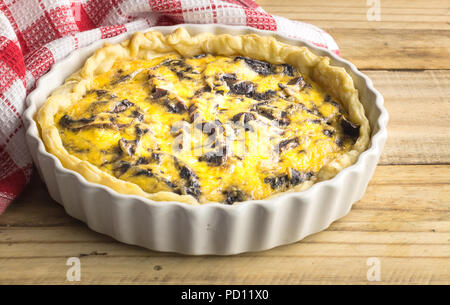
[37, 28, 370, 205]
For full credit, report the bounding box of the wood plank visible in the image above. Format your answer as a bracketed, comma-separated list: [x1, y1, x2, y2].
[259, 0, 450, 29]
[258, 0, 450, 69]
[366, 70, 450, 164]
[1, 241, 449, 259]
[331, 29, 450, 69]
[0, 257, 448, 284]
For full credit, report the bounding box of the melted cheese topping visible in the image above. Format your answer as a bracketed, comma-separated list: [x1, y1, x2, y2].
[55, 54, 360, 204]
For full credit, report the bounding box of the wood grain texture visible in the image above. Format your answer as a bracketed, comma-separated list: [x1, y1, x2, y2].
[370, 70, 450, 164]
[1, 257, 448, 285]
[1, 165, 449, 284]
[259, 0, 450, 29]
[260, 0, 450, 69]
[0, 0, 449, 285]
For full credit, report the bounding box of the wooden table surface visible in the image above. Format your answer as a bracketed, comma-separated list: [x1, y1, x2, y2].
[1, 0, 449, 284]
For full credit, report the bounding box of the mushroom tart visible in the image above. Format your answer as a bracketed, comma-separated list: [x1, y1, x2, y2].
[37, 28, 370, 205]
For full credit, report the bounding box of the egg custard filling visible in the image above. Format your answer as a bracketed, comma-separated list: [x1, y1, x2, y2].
[52, 54, 361, 204]
[37, 28, 370, 205]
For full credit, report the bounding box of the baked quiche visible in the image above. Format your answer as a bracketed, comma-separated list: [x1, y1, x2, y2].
[37, 28, 370, 205]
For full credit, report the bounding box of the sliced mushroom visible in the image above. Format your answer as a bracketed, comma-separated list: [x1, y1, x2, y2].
[277, 138, 299, 153]
[340, 116, 360, 138]
[110, 99, 134, 113]
[223, 187, 246, 205]
[234, 56, 273, 76]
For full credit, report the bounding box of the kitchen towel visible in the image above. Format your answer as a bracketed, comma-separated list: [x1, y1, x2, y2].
[0, 0, 339, 214]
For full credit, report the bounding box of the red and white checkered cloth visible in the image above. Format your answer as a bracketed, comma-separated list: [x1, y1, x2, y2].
[0, 0, 339, 214]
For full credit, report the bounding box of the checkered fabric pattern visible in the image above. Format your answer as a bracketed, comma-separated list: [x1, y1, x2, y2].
[0, 0, 339, 214]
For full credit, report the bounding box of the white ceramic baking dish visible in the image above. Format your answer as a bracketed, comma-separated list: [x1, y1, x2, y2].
[24, 24, 388, 255]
